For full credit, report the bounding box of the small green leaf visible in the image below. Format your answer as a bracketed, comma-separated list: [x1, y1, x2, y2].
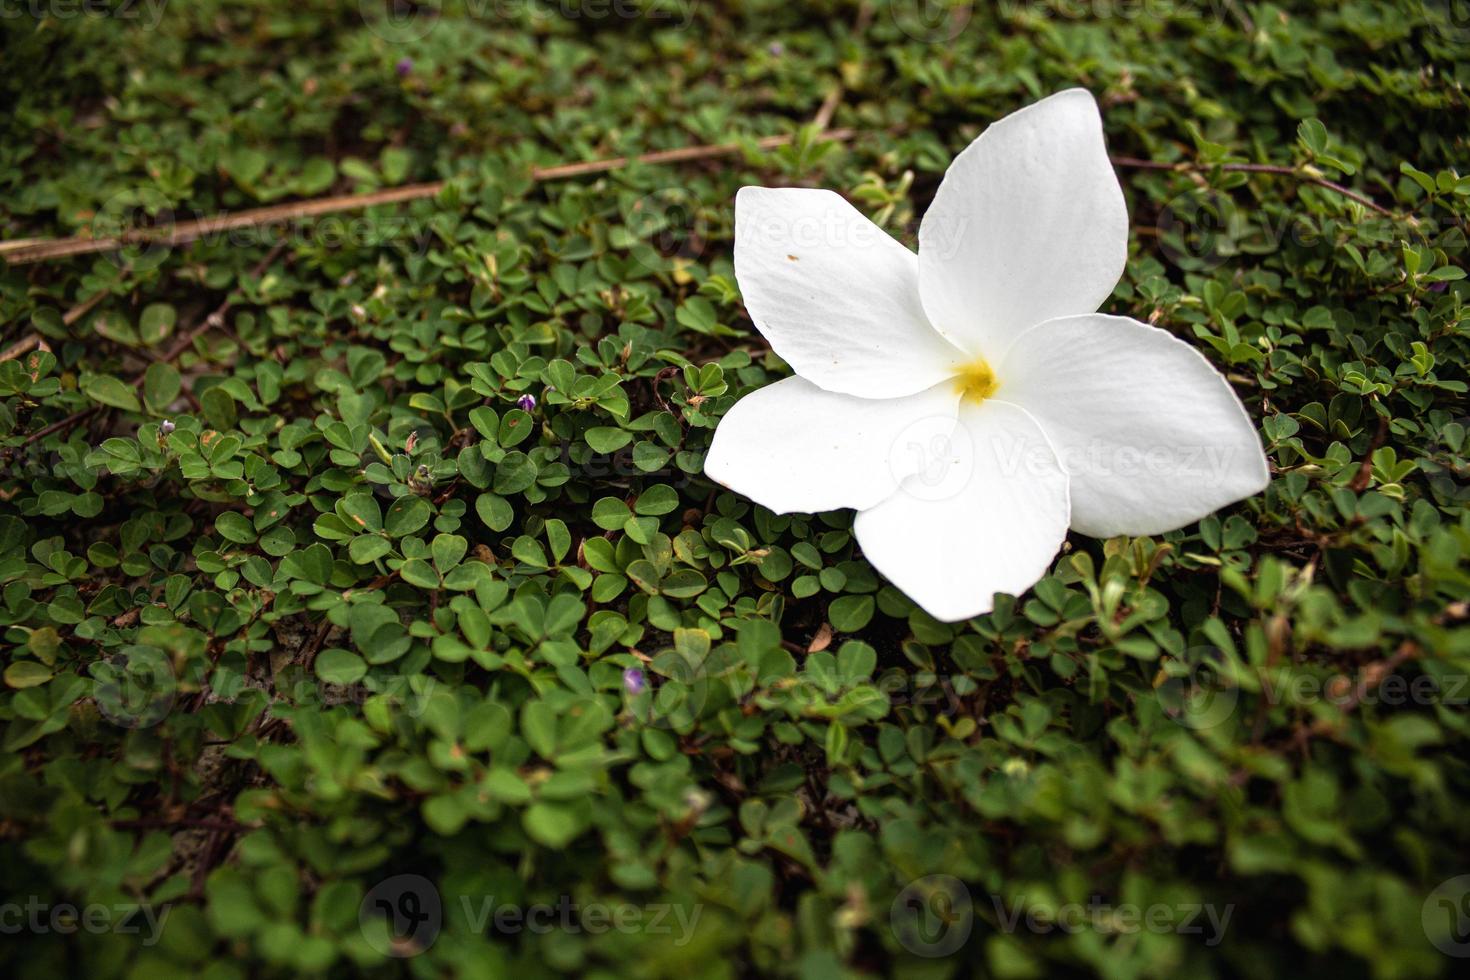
[385, 496, 432, 537]
[83, 375, 141, 412]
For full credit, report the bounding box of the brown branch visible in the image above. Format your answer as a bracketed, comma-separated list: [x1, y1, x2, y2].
[2, 131, 1411, 271]
[1, 283, 108, 361]
[2, 130, 1406, 269]
[19, 246, 287, 446]
[0, 335, 42, 363]
[159, 241, 287, 365]
[0, 129, 858, 266]
[1110, 156, 1400, 218]
[20, 407, 96, 446]
[111, 817, 248, 832]
[1349, 413, 1390, 493]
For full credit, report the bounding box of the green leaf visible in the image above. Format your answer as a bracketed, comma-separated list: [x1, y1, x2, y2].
[493, 452, 537, 494]
[83, 375, 141, 412]
[828, 595, 874, 632]
[4, 661, 52, 689]
[143, 362, 181, 413]
[476, 493, 514, 531]
[635, 484, 680, 516]
[1297, 118, 1328, 154]
[139, 303, 176, 345]
[585, 427, 632, 453]
[523, 802, 585, 848]
[215, 512, 256, 544]
[348, 534, 392, 564]
[314, 648, 366, 685]
[385, 496, 432, 537]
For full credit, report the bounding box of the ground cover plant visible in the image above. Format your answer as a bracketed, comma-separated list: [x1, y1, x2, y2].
[1, 1, 1468, 977]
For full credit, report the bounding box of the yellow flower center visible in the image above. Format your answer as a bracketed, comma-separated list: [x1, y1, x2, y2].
[953, 359, 999, 404]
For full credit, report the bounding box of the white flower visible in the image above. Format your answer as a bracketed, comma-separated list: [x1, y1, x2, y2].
[704, 89, 1270, 622]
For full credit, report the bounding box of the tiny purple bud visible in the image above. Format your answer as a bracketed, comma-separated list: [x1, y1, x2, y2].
[517, 393, 536, 413]
[622, 668, 646, 696]
[1429, 280, 1449, 293]
[396, 57, 414, 77]
[159, 420, 176, 435]
[768, 41, 785, 56]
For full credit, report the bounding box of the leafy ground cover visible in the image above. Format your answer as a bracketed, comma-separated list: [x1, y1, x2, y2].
[1, 1, 1469, 977]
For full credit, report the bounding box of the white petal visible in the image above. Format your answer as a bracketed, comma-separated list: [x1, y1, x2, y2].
[735, 186, 965, 398]
[853, 401, 1070, 622]
[996, 313, 1270, 537]
[917, 89, 1128, 359]
[705, 376, 962, 515]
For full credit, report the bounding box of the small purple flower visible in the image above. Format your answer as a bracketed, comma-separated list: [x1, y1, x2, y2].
[395, 57, 414, 77]
[517, 393, 536, 413]
[159, 420, 175, 435]
[622, 668, 646, 696]
[768, 41, 785, 57]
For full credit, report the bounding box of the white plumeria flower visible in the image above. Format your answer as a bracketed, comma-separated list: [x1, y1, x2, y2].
[704, 89, 1270, 622]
